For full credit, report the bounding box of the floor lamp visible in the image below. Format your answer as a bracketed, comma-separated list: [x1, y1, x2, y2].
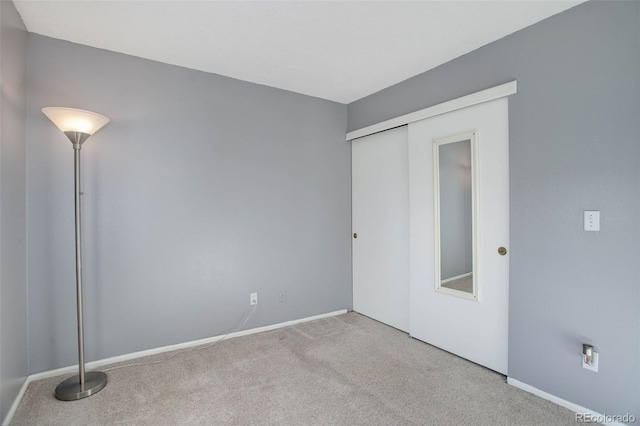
[42, 107, 110, 401]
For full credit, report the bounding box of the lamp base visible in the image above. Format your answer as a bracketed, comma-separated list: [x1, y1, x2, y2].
[55, 371, 107, 401]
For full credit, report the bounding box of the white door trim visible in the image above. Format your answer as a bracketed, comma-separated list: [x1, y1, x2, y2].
[346, 81, 517, 141]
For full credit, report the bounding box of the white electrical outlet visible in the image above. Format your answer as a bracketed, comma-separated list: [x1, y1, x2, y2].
[582, 351, 599, 372]
[279, 290, 287, 302]
[584, 211, 600, 231]
[250, 292, 258, 306]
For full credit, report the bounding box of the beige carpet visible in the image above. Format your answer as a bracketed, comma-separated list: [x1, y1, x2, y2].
[12, 313, 577, 425]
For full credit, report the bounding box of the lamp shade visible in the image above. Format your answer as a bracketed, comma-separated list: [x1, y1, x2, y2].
[42, 107, 110, 135]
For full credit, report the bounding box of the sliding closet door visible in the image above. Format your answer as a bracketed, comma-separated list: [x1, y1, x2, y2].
[409, 98, 509, 374]
[352, 126, 409, 332]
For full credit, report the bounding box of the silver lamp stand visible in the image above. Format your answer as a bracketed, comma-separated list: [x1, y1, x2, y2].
[54, 130, 108, 400]
[43, 107, 110, 400]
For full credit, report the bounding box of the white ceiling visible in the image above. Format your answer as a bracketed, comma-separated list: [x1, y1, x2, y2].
[14, 0, 583, 104]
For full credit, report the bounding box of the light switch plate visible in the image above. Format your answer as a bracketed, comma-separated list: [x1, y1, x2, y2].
[584, 211, 600, 231]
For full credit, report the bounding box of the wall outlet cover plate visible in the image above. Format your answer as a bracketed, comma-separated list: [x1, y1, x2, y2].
[582, 351, 598, 372]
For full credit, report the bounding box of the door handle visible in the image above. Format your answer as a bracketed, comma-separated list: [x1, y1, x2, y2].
[353, 233, 358, 239]
[498, 247, 507, 256]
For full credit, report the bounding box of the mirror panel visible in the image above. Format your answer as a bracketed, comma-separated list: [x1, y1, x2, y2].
[433, 132, 478, 300]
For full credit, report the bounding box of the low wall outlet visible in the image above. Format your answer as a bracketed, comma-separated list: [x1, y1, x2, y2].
[279, 290, 287, 302]
[250, 293, 258, 306]
[582, 351, 598, 372]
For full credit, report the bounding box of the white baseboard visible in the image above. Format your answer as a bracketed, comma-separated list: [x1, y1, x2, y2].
[507, 377, 630, 426]
[2, 377, 30, 426]
[2, 309, 347, 425]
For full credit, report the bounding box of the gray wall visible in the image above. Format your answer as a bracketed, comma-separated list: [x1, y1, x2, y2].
[348, 1, 639, 417]
[27, 35, 351, 374]
[0, 0, 28, 421]
[438, 140, 472, 281]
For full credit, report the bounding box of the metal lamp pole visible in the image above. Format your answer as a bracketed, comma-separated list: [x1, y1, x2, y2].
[54, 132, 108, 401]
[42, 107, 110, 401]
